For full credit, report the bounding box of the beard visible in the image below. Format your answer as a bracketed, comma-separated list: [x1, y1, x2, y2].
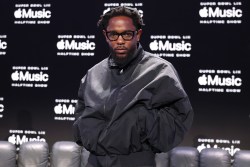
[110, 44, 137, 66]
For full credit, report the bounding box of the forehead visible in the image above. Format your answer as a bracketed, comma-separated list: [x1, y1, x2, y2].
[107, 16, 135, 32]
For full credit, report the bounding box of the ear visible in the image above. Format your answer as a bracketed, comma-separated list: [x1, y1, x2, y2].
[103, 30, 109, 42]
[136, 29, 142, 42]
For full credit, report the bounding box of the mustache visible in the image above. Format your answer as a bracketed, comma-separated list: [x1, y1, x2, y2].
[115, 46, 127, 50]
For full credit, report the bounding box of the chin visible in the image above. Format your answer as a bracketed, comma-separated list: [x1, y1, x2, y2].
[113, 54, 128, 63]
[114, 52, 127, 59]
[117, 53, 127, 58]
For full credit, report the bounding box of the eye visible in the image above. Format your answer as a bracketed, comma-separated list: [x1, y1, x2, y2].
[124, 32, 133, 37]
[122, 31, 134, 40]
[108, 32, 117, 37]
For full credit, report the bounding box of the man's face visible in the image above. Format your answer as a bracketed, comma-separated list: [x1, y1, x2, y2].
[103, 16, 142, 63]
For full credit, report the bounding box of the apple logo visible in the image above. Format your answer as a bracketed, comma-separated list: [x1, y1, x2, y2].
[149, 40, 158, 51]
[0, 104, 4, 112]
[199, 7, 208, 18]
[54, 104, 62, 114]
[11, 71, 19, 81]
[57, 40, 65, 50]
[198, 74, 207, 85]
[8, 134, 16, 144]
[14, 8, 22, 18]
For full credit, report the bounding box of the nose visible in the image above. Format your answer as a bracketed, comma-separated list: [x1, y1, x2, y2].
[117, 35, 125, 44]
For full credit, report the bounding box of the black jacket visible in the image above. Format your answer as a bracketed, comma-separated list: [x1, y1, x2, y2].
[73, 44, 193, 156]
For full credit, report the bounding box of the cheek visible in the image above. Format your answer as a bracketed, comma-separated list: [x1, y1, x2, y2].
[107, 41, 115, 48]
[127, 40, 137, 49]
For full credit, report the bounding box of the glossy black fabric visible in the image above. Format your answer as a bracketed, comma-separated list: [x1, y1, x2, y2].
[73, 44, 193, 160]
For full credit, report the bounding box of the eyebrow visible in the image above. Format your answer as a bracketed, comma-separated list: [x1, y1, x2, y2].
[106, 30, 136, 33]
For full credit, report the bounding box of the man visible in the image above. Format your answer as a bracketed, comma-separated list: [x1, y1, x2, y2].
[73, 6, 193, 167]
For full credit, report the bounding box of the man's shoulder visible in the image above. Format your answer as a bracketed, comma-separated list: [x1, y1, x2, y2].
[88, 58, 109, 72]
[143, 51, 173, 67]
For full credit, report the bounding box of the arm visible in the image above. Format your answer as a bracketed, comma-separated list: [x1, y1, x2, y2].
[139, 96, 193, 152]
[138, 64, 193, 152]
[73, 75, 87, 146]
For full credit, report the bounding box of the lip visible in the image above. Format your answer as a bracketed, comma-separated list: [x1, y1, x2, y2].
[115, 49, 127, 53]
[115, 46, 127, 50]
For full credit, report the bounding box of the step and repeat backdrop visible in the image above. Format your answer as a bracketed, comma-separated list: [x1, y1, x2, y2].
[0, 0, 249, 155]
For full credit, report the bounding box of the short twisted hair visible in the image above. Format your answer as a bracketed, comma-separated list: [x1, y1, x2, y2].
[97, 6, 145, 30]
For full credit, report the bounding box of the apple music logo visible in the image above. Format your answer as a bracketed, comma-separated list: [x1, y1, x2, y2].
[198, 74, 242, 86]
[11, 71, 49, 82]
[198, 69, 242, 93]
[149, 35, 192, 58]
[54, 99, 77, 121]
[199, 7, 242, 18]
[149, 40, 191, 51]
[14, 8, 51, 19]
[8, 129, 46, 147]
[14, 4, 51, 24]
[57, 35, 96, 57]
[199, 1, 243, 24]
[57, 40, 95, 50]
[11, 66, 49, 88]
[196, 137, 241, 156]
